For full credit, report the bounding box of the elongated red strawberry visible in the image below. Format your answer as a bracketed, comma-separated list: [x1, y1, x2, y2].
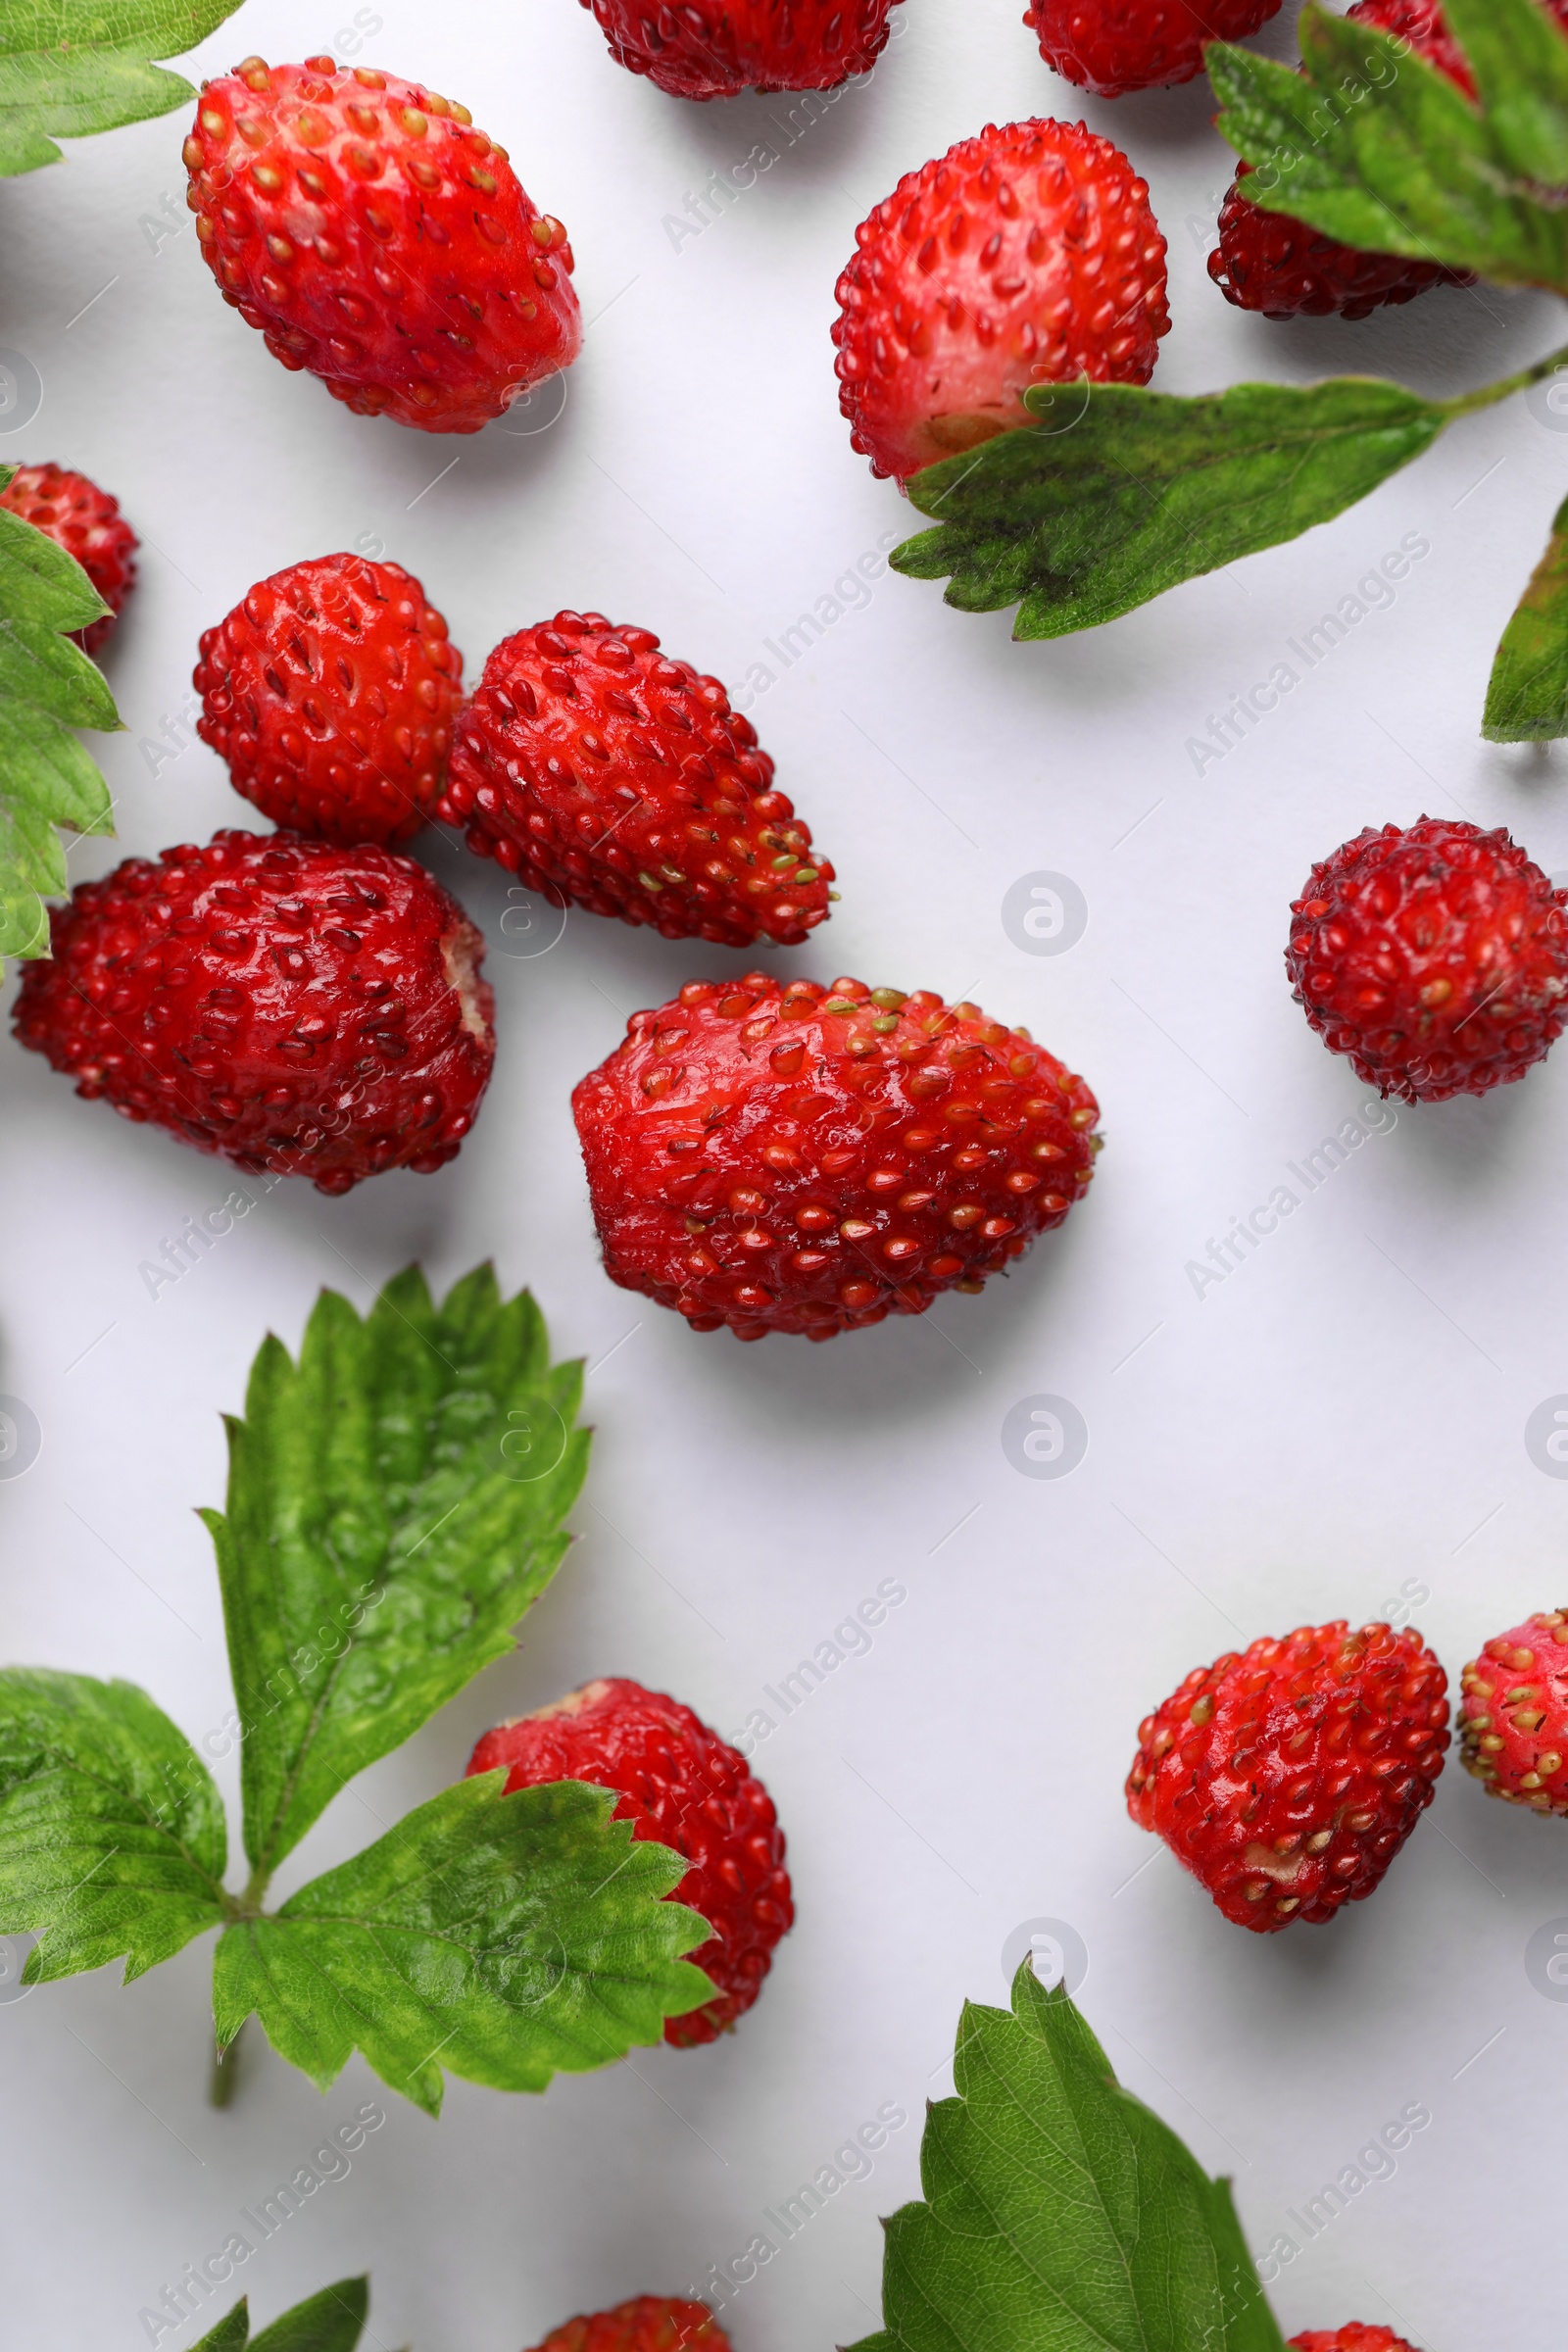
[572, 974, 1100, 1341]
[0, 462, 137, 656]
[1027, 0, 1282, 96]
[1128, 1622, 1449, 1932]
[1459, 1611, 1568, 1816]
[527, 2299, 728, 2352]
[439, 610, 831, 948]
[580, 0, 903, 96]
[834, 118, 1169, 482]
[469, 1680, 792, 2047]
[184, 55, 580, 430]
[195, 554, 463, 845]
[13, 831, 494, 1193]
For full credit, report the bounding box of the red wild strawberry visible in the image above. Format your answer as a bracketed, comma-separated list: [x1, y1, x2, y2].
[526, 2299, 729, 2352]
[1286, 817, 1568, 1103]
[1205, 0, 1544, 318]
[1292, 2331, 1418, 2352]
[1026, 0, 1282, 96]
[184, 55, 581, 431]
[579, 0, 904, 97]
[469, 1679, 792, 2047]
[195, 554, 464, 846]
[13, 830, 494, 1194]
[833, 119, 1169, 482]
[0, 462, 137, 657]
[440, 611, 832, 949]
[571, 974, 1101, 1341]
[1459, 1610, 1568, 1816]
[1127, 1621, 1450, 1933]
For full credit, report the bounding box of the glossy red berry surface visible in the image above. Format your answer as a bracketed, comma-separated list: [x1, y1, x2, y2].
[0, 461, 138, 657]
[440, 611, 831, 947]
[195, 554, 464, 846]
[572, 974, 1100, 1341]
[1291, 2330, 1418, 2352]
[1286, 817, 1568, 1103]
[184, 55, 580, 431]
[833, 118, 1169, 481]
[1128, 1621, 1450, 1932]
[469, 1679, 792, 2048]
[13, 830, 494, 1193]
[578, 0, 903, 96]
[1026, 0, 1282, 95]
[526, 2299, 729, 2352]
[1459, 1611, 1568, 1817]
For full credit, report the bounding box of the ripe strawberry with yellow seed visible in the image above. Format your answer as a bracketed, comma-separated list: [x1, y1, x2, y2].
[1128, 1621, 1449, 1932]
[1459, 1611, 1568, 1816]
[526, 2298, 729, 2352]
[1292, 2329, 1418, 2352]
[0, 462, 137, 657]
[184, 55, 581, 431]
[572, 974, 1100, 1341]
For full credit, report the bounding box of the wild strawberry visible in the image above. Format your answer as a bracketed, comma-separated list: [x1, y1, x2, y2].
[1292, 2331, 1417, 2352]
[1286, 817, 1568, 1104]
[579, 0, 903, 97]
[439, 611, 832, 949]
[526, 2299, 728, 2352]
[1206, 0, 1531, 318]
[184, 55, 580, 431]
[469, 1679, 792, 2048]
[1026, 0, 1282, 96]
[833, 119, 1169, 482]
[1127, 1622, 1449, 1933]
[13, 830, 494, 1194]
[194, 554, 464, 846]
[0, 462, 137, 657]
[571, 974, 1100, 1341]
[1459, 1611, 1568, 1817]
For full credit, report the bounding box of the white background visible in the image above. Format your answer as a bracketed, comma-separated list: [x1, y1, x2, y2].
[3, 0, 1568, 2346]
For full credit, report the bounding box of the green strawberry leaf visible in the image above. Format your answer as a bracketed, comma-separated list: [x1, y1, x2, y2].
[0, 1668, 228, 1981]
[891, 377, 1449, 639]
[1483, 490, 1568, 741]
[192, 2282, 369, 2352]
[0, 473, 119, 960]
[212, 1776, 713, 2116]
[0, 0, 244, 175]
[1207, 0, 1568, 291]
[849, 1969, 1287, 2352]
[200, 1264, 590, 1885]
[192, 2306, 253, 2352]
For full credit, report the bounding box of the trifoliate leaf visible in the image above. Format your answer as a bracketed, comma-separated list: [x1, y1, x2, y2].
[0, 0, 243, 175]
[1208, 0, 1568, 291]
[251, 2279, 368, 2352]
[849, 1969, 1287, 2352]
[1484, 491, 1568, 741]
[891, 378, 1448, 638]
[0, 476, 118, 959]
[200, 1264, 590, 1884]
[212, 1777, 712, 2115]
[0, 1668, 227, 1981]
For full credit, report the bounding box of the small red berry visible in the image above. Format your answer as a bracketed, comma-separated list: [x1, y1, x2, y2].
[469, 1679, 792, 2048]
[1026, 0, 1282, 96]
[13, 830, 494, 1193]
[1127, 1621, 1450, 1933]
[184, 56, 580, 431]
[195, 554, 464, 846]
[1459, 1610, 1568, 1817]
[572, 974, 1100, 1342]
[439, 610, 832, 949]
[1292, 2331, 1418, 2352]
[1286, 817, 1568, 1104]
[0, 462, 137, 657]
[834, 119, 1169, 482]
[526, 2298, 729, 2352]
[579, 0, 904, 97]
